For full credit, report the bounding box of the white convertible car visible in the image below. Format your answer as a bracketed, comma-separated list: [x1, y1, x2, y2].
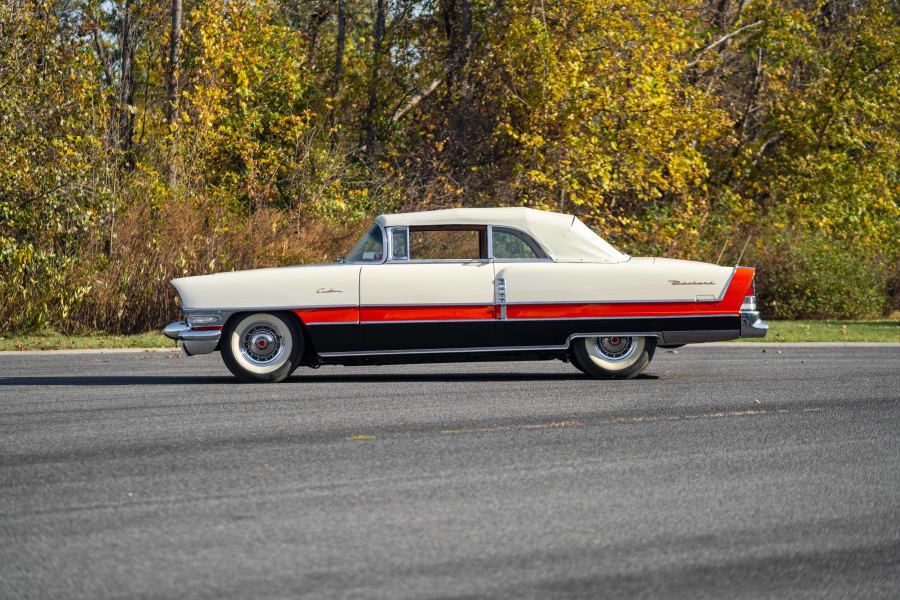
[164, 207, 766, 382]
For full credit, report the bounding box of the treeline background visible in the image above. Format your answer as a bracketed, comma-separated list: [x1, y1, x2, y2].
[1, 0, 898, 333]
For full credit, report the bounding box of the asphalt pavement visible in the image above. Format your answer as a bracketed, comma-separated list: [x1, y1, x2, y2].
[1, 345, 898, 599]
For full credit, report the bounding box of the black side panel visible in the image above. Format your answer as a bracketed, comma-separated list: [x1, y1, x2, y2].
[359, 321, 496, 351]
[305, 324, 361, 353]
[308, 315, 742, 355]
[496, 315, 740, 347]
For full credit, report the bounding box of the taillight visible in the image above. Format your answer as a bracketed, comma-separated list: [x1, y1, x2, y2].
[742, 277, 756, 311]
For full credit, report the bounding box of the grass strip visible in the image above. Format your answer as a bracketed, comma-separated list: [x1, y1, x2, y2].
[0, 331, 175, 351]
[732, 320, 900, 343]
[1, 319, 898, 351]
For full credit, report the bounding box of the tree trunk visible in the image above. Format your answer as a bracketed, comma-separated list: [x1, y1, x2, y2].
[330, 0, 347, 142]
[166, 0, 183, 187]
[116, 0, 136, 168]
[362, 0, 386, 165]
[332, 0, 346, 99]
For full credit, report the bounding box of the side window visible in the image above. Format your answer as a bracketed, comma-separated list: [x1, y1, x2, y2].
[347, 225, 384, 262]
[409, 228, 482, 260]
[491, 227, 547, 260]
[391, 228, 408, 260]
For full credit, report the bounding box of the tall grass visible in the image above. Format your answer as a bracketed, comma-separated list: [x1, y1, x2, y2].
[2, 198, 368, 334]
[3, 198, 897, 334]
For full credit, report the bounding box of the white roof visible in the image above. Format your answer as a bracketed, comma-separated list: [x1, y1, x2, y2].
[375, 207, 628, 263]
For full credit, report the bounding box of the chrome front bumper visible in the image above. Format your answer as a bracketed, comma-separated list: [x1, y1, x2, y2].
[740, 310, 768, 338]
[163, 321, 221, 355]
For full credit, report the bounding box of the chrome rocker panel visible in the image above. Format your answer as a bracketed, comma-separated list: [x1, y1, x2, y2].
[163, 321, 221, 356]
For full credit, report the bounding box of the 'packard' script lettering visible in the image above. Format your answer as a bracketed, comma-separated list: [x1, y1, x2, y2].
[668, 280, 715, 286]
[316, 288, 342, 293]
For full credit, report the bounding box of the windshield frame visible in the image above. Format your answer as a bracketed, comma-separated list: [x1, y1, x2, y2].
[345, 223, 387, 264]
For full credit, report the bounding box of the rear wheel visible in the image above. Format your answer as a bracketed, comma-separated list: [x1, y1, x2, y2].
[221, 312, 302, 383]
[570, 335, 656, 380]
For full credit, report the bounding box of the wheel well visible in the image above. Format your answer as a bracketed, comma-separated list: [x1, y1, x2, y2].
[222, 310, 319, 363]
[281, 310, 319, 364]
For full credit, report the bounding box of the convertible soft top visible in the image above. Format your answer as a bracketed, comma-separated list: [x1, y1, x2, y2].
[375, 207, 628, 264]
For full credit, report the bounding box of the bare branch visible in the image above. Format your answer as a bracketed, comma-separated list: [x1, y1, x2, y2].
[682, 20, 765, 69]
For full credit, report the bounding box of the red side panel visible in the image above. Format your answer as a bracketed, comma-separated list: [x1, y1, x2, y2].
[360, 305, 495, 322]
[292, 307, 359, 324]
[716, 267, 755, 312]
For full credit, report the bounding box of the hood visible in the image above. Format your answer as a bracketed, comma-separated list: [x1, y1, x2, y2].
[171, 263, 360, 310]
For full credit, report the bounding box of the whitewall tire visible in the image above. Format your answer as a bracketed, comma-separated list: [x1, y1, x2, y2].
[221, 312, 302, 383]
[570, 335, 656, 380]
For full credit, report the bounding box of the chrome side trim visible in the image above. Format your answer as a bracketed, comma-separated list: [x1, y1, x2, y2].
[318, 345, 566, 358]
[496, 277, 508, 320]
[304, 313, 739, 325]
[183, 304, 358, 312]
[504, 297, 724, 305]
[704, 265, 738, 302]
[504, 313, 737, 322]
[382, 259, 490, 264]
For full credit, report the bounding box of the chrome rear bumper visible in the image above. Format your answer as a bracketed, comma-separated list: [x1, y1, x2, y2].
[163, 321, 221, 355]
[740, 310, 768, 338]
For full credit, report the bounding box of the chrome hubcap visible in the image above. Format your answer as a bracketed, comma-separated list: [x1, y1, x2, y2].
[240, 324, 284, 366]
[591, 336, 638, 362]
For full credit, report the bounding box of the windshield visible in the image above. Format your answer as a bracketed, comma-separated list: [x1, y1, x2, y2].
[346, 225, 384, 262]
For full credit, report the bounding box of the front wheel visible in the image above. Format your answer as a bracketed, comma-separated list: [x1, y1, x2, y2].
[221, 312, 302, 383]
[570, 335, 656, 380]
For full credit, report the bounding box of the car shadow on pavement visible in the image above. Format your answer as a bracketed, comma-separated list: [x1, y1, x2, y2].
[0, 376, 239, 386]
[288, 372, 660, 383]
[0, 373, 658, 386]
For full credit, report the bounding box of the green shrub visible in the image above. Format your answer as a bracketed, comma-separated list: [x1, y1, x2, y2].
[748, 230, 890, 320]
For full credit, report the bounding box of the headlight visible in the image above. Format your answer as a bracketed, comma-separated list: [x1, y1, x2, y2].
[186, 313, 223, 327]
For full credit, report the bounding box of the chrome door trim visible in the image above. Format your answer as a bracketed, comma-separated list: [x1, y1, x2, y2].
[504, 313, 737, 321]
[308, 313, 737, 326]
[182, 304, 359, 312]
[317, 345, 569, 358]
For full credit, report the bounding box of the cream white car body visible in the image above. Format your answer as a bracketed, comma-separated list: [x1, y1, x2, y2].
[164, 207, 766, 373]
